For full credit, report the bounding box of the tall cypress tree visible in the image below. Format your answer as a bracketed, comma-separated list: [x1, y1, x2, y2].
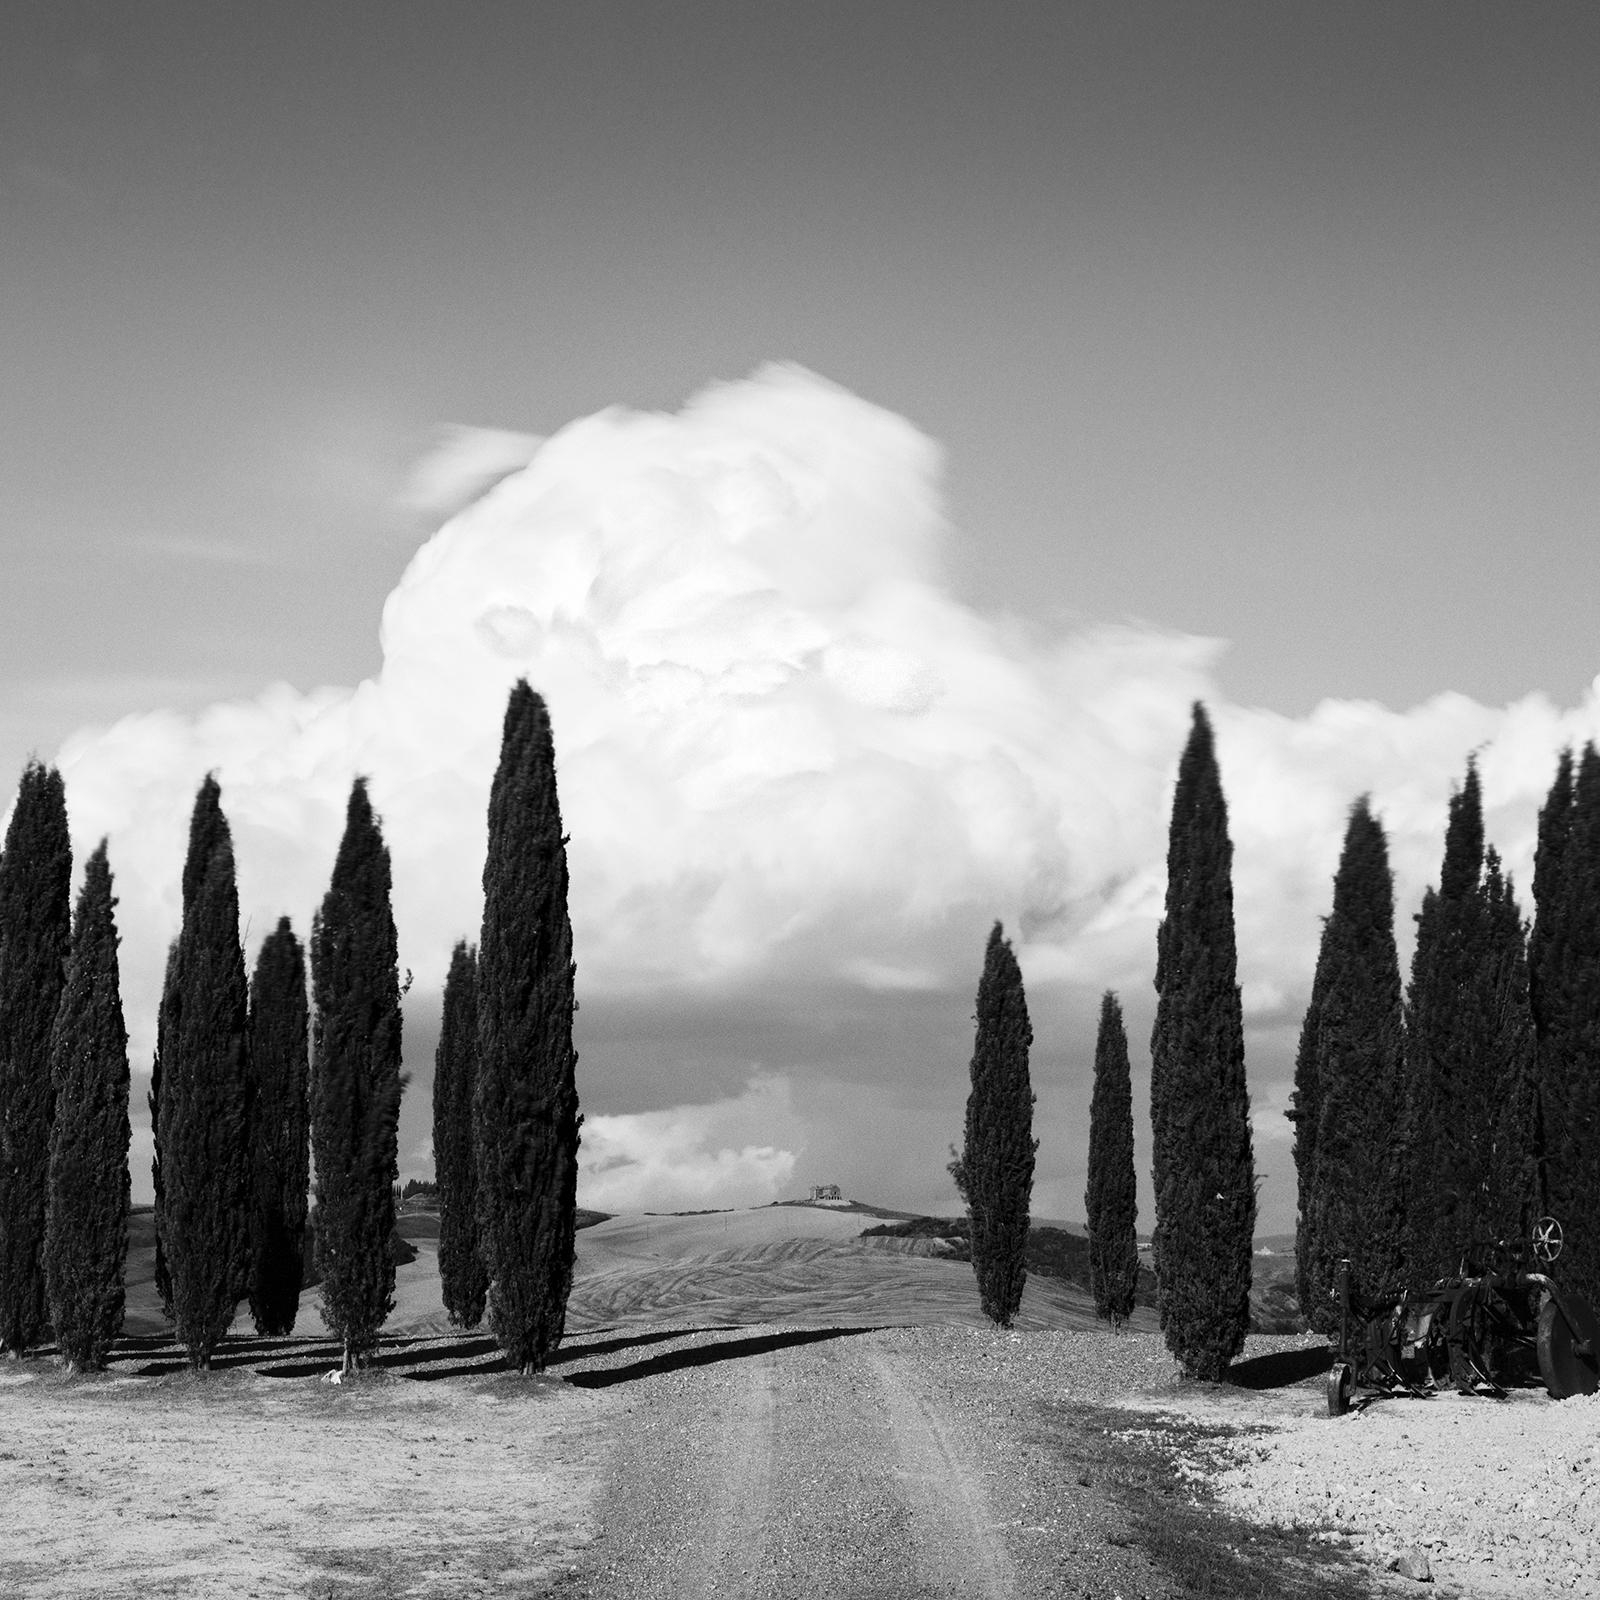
[1526, 746, 1575, 1222]
[1084, 990, 1138, 1329]
[1401, 763, 1483, 1280]
[162, 817, 251, 1367]
[476, 681, 582, 1374]
[1400, 762, 1534, 1279]
[43, 842, 130, 1372]
[1476, 853, 1537, 1238]
[1150, 703, 1255, 1380]
[0, 761, 73, 1356]
[311, 779, 404, 1372]
[1532, 743, 1600, 1303]
[434, 941, 487, 1329]
[151, 774, 230, 1324]
[1288, 912, 1332, 1324]
[1294, 798, 1405, 1329]
[247, 918, 310, 1337]
[949, 922, 1036, 1328]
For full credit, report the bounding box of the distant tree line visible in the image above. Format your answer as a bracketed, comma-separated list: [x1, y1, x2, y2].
[0, 679, 582, 1378]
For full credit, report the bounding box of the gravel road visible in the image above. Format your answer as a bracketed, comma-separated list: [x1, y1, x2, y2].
[570, 1322, 1258, 1600]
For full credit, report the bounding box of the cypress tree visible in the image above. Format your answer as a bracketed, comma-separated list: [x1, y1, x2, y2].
[1400, 762, 1535, 1279]
[476, 681, 582, 1374]
[1150, 703, 1255, 1380]
[1525, 747, 1574, 1223]
[311, 779, 404, 1372]
[1401, 763, 1483, 1280]
[247, 918, 310, 1336]
[1289, 916, 1333, 1324]
[434, 941, 487, 1329]
[1294, 798, 1405, 1329]
[0, 761, 73, 1356]
[1532, 743, 1600, 1303]
[1084, 990, 1138, 1329]
[151, 774, 229, 1324]
[162, 818, 251, 1367]
[949, 922, 1036, 1328]
[43, 842, 130, 1372]
[1476, 854, 1537, 1238]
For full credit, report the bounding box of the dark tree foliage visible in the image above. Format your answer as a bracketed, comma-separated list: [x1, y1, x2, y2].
[1529, 748, 1575, 1038]
[151, 774, 229, 1324]
[1526, 747, 1575, 1221]
[1477, 855, 1538, 1234]
[1401, 761, 1537, 1281]
[1289, 924, 1333, 1324]
[246, 918, 310, 1337]
[161, 813, 251, 1368]
[1531, 743, 1600, 1304]
[0, 761, 72, 1355]
[1149, 703, 1255, 1380]
[476, 681, 582, 1374]
[43, 843, 130, 1371]
[434, 941, 487, 1329]
[311, 779, 405, 1372]
[1084, 990, 1138, 1328]
[1293, 798, 1405, 1331]
[949, 922, 1037, 1328]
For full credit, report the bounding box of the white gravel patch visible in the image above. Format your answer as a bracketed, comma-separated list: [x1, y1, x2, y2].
[1208, 1387, 1600, 1595]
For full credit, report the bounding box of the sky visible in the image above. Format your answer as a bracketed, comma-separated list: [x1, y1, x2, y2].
[4, 4, 1600, 1235]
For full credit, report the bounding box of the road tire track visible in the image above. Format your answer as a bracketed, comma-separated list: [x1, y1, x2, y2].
[867, 1341, 1019, 1597]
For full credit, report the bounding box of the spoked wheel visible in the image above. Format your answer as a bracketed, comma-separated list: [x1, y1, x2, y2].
[1447, 1282, 1505, 1394]
[1538, 1293, 1600, 1400]
[1326, 1360, 1354, 1417]
[1532, 1217, 1564, 1265]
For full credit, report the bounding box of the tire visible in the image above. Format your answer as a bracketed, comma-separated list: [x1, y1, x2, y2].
[1326, 1360, 1354, 1417]
[1538, 1294, 1600, 1400]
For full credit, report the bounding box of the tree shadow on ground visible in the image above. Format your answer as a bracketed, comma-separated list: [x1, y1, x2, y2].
[79, 1321, 880, 1384]
[1226, 1344, 1331, 1390]
[408, 1323, 744, 1382]
[561, 1324, 889, 1389]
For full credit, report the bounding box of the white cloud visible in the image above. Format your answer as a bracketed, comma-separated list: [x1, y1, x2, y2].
[1250, 1079, 1298, 1149]
[48, 365, 1600, 1146]
[577, 1076, 800, 1212]
[399, 424, 542, 524]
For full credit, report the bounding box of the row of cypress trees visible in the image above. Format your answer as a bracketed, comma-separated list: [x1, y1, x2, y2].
[949, 706, 1249, 1363]
[1295, 745, 1600, 1324]
[0, 677, 583, 1377]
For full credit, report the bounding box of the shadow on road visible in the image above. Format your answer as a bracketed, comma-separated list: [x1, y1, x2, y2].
[563, 1324, 889, 1389]
[408, 1322, 744, 1382]
[1226, 1343, 1331, 1390]
[69, 1322, 885, 1384]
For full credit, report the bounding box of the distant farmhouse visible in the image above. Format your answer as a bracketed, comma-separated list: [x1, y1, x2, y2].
[808, 1183, 842, 1203]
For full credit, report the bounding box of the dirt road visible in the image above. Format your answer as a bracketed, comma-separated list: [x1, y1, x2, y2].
[576, 1325, 1165, 1600]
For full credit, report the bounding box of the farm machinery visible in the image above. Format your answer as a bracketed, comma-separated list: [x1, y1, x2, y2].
[1326, 1217, 1600, 1415]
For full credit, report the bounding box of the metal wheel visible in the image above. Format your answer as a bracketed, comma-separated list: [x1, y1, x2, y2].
[1532, 1217, 1564, 1265]
[1326, 1360, 1354, 1417]
[1537, 1293, 1600, 1400]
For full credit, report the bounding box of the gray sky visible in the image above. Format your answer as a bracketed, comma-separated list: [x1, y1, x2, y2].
[5, 4, 1599, 1231]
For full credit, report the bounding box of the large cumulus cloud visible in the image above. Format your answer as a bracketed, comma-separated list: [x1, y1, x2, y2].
[52, 363, 1600, 1219]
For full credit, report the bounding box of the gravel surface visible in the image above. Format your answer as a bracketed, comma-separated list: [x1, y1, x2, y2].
[569, 1322, 1307, 1599]
[1205, 1386, 1600, 1596]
